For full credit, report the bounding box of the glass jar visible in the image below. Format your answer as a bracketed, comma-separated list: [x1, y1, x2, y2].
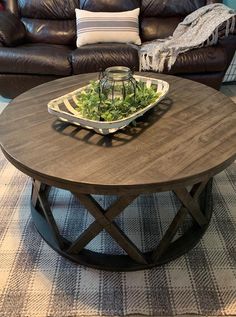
[99, 66, 137, 104]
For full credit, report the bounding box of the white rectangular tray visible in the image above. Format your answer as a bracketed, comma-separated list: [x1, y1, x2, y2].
[48, 75, 169, 135]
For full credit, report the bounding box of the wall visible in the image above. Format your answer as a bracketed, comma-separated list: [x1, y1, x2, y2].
[223, 0, 236, 9]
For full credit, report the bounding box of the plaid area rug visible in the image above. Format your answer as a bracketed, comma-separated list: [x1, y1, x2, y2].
[0, 151, 236, 317]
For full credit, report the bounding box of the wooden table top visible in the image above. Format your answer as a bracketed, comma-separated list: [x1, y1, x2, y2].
[0, 73, 235, 194]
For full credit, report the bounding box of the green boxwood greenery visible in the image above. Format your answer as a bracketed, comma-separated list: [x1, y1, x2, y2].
[75, 80, 160, 121]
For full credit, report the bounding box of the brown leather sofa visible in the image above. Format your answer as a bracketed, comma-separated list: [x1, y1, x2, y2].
[0, 0, 235, 98]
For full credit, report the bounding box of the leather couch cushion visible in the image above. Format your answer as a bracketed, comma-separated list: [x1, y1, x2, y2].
[0, 11, 26, 46]
[71, 43, 139, 74]
[207, 0, 223, 3]
[141, 17, 183, 41]
[141, 0, 206, 17]
[18, 0, 79, 19]
[163, 45, 227, 74]
[22, 18, 76, 45]
[0, 43, 72, 75]
[80, 0, 139, 12]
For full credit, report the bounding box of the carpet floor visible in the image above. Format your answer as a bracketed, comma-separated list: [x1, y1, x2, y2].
[0, 149, 235, 317]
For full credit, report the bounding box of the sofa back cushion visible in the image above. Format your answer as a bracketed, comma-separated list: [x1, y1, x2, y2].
[17, 0, 78, 45]
[141, 16, 183, 42]
[140, 0, 222, 41]
[18, 0, 78, 19]
[80, 0, 139, 12]
[21, 18, 76, 46]
[141, 0, 206, 17]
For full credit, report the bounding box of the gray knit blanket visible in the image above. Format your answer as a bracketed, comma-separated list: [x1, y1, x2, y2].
[140, 3, 236, 72]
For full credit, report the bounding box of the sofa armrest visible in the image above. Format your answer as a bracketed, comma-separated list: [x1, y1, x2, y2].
[0, 10, 26, 47]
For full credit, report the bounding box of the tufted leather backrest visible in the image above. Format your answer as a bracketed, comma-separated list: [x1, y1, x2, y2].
[3, 0, 78, 45]
[18, 0, 78, 19]
[3, 0, 223, 45]
[141, 0, 205, 17]
[140, 0, 223, 41]
[21, 18, 76, 45]
[80, 0, 139, 12]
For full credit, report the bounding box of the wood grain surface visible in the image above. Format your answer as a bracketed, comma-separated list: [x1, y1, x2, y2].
[0, 73, 235, 194]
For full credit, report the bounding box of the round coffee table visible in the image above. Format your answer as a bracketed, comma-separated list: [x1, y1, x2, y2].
[0, 73, 235, 271]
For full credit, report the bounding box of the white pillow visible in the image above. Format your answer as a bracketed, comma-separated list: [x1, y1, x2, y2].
[75, 8, 141, 47]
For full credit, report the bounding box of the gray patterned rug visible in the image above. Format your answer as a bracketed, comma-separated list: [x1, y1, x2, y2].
[0, 150, 236, 317]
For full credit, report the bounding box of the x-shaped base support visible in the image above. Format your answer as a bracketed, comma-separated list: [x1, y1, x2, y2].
[31, 177, 213, 270]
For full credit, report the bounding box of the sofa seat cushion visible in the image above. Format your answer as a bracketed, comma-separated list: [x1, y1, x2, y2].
[0, 43, 72, 75]
[163, 45, 227, 74]
[71, 43, 139, 74]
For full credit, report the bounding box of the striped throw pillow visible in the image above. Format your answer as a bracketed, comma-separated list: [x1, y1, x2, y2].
[75, 8, 141, 47]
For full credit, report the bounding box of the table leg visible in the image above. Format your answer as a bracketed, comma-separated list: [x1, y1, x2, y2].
[30, 178, 213, 271]
[152, 178, 211, 262]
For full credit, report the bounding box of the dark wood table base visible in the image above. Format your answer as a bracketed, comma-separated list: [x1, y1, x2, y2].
[30, 178, 213, 271]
